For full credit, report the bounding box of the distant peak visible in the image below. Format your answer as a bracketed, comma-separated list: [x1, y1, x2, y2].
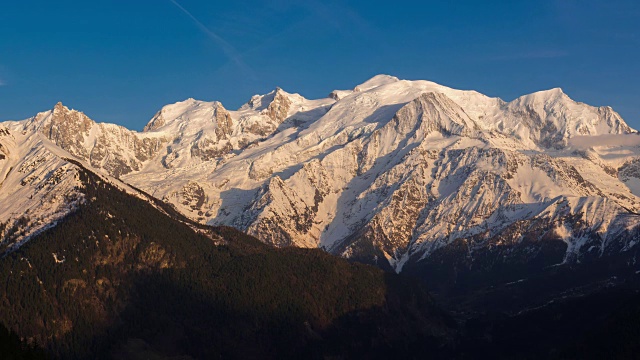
[50, 102, 83, 118]
[143, 98, 216, 132]
[365, 74, 400, 83]
[170, 98, 199, 107]
[35, 101, 94, 132]
[273, 87, 290, 99]
[539, 87, 564, 95]
[530, 87, 566, 99]
[514, 87, 570, 106]
[213, 101, 227, 111]
[354, 74, 400, 92]
[53, 101, 67, 113]
[161, 98, 206, 112]
[242, 87, 293, 112]
[273, 87, 296, 100]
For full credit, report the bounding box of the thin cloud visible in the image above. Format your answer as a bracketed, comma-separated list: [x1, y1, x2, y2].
[168, 0, 253, 76]
[569, 134, 640, 149]
[0, 80, 4, 86]
[305, 0, 384, 47]
[488, 49, 569, 61]
[240, 1, 383, 63]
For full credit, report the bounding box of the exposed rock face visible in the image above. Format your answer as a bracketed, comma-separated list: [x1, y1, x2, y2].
[41, 102, 94, 159]
[264, 88, 292, 124]
[89, 124, 165, 177]
[26, 103, 166, 178]
[190, 136, 233, 162]
[0, 130, 9, 160]
[143, 100, 240, 164]
[244, 175, 323, 248]
[236, 88, 296, 138]
[619, 158, 640, 182]
[179, 181, 207, 214]
[214, 103, 233, 139]
[143, 113, 164, 132]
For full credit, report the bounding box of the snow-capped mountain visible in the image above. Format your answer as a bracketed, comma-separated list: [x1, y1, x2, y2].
[2, 74, 640, 273]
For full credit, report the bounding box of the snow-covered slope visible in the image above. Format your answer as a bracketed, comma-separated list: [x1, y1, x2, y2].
[0, 123, 84, 252]
[2, 75, 640, 273]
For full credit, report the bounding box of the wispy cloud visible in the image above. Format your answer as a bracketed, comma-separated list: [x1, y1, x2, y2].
[168, 0, 253, 76]
[238, 0, 383, 67]
[304, 0, 372, 37]
[569, 134, 640, 149]
[0, 79, 4, 86]
[487, 49, 569, 61]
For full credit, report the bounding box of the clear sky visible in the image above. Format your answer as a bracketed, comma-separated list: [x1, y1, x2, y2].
[1, 0, 638, 130]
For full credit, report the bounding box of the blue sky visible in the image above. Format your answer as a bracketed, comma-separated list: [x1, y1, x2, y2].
[1, 0, 638, 130]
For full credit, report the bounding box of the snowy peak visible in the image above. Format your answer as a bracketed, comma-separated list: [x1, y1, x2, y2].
[49, 102, 94, 127]
[507, 87, 570, 119]
[142, 99, 233, 136]
[242, 87, 292, 111]
[354, 74, 401, 92]
[52, 101, 65, 113]
[234, 87, 334, 140]
[240, 87, 317, 124]
[29, 102, 97, 159]
[9, 102, 91, 150]
[143, 98, 206, 132]
[412, 91, 481, 135]
[520, 87, 566, 102]
[47, 101, 85, 117]
[328, 75, 404, 100]
[262, 87, 293, 124]
[471, 87, 635, 149]
[26, 102, 94, 131]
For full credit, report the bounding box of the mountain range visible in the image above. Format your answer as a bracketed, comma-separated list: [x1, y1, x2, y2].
[3, 75, 640, 274]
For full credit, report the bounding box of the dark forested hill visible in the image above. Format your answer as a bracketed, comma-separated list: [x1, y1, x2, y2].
[0, 164, 454, 359]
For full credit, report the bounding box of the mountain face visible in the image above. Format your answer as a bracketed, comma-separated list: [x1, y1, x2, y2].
[2, 75, 640, 280]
